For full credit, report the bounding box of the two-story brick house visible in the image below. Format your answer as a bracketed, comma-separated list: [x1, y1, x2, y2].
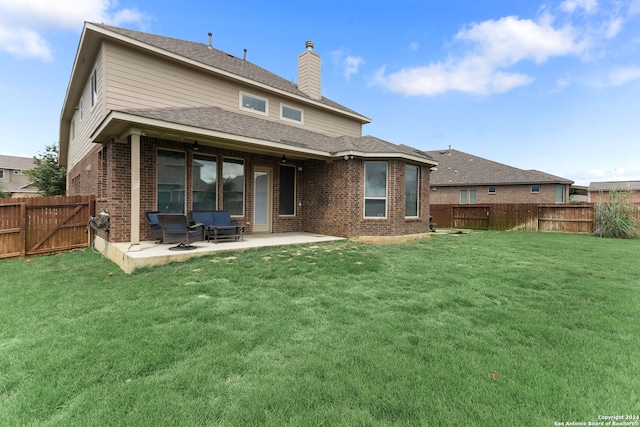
[60, 23, 437, 249]
[0, 155, 38, 198]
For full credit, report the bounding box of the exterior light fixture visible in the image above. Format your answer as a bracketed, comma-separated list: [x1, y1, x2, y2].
[281, 155, 287, 163]
[193, 140, 200, 151]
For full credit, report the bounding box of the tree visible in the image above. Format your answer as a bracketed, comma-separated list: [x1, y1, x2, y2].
[24, 144, 67, 196]
[0, 183, 9, 199]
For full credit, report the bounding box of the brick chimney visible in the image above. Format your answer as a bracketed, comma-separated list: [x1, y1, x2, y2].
[298, 41, 321, 100]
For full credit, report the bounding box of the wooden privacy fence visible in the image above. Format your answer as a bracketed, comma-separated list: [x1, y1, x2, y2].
[0, 195, 95, 259]
[431, 203, 640, 233]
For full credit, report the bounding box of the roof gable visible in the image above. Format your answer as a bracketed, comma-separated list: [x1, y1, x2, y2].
[425, 149, 573, 186]
[90, 23, 368, 120]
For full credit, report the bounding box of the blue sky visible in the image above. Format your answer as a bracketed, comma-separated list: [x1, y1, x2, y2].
[1, 0, 639, 186]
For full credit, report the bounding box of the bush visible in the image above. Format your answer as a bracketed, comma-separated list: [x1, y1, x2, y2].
[594, 188, 639, 239]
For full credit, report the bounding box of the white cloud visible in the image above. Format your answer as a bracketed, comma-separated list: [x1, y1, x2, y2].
[0, 0, 148, 60]
[409, 41, 420, 52]
[373, 16, 585, 96]
[560, 0, 599, 14]
[0, 25, 52, 61]
[607, 66, 640, 86]
[344, 55, 364, 80]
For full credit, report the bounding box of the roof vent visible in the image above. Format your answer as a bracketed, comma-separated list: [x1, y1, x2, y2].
[305, 40, 314, 51]
[207, 32, 213, 49]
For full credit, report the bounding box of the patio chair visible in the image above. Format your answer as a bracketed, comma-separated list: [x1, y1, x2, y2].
[157, 214, 205, 250]
[144, 211, 163, 242]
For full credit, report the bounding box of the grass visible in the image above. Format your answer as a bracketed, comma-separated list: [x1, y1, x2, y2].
[1, 231, 639, 426]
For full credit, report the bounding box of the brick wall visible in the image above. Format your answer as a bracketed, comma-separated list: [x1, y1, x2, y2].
[430, 184, 567, 204]
[68, 136, 432, 242]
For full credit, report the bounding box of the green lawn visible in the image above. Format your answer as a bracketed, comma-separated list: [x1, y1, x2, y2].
[1, 232, 639, 426]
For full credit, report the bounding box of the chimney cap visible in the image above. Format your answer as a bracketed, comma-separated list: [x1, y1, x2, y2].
[305, 40, 314, 51]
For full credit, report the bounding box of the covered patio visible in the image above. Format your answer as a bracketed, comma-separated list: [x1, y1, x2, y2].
[94, 232, 346, 273]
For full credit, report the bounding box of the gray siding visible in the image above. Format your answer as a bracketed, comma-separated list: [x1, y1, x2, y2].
[68, 45, 106, 170]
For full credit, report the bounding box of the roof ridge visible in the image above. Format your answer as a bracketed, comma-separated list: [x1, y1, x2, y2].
[89, 23, 368, 120]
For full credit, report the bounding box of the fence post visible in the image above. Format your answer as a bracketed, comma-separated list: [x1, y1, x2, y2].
[19, 202, 26, 258]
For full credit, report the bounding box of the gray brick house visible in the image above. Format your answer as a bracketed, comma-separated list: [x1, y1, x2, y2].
[59, 23, 437, 247]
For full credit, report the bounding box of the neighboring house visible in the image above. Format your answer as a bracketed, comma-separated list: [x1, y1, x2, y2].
[0, 155, 38, 198]
[425, 149, 574, 204]
[588, 181, 640, 203]
[59, 23, 437, 246]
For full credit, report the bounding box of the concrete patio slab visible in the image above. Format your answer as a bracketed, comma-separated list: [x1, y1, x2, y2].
[94, 232, 346, 273]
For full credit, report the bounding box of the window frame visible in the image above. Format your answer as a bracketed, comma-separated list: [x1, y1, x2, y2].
[405, 164, 419, 218]
[364, 161, 388, 219]
[0, 169, 4, 179]
[555, 185, 565, 203]
[239, 91, 268, 116]
[488, 186, 496, 194]
[280, 103, 304, 124]
[531, 185, 541, 194]
[222, 157, 245, 217]
[460, 189, 477, 204]
[90, 68, 98, 107]
[191, 153, 218, 211]
[156, 148, 187, 214]
[279, 164, 296, 217]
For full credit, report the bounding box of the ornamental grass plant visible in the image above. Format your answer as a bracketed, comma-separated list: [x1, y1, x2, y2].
[1, 232, 639, 425]
[594, 188, 640, 239]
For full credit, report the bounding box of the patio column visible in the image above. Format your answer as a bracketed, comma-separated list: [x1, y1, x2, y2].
[130, 129, 142, 245]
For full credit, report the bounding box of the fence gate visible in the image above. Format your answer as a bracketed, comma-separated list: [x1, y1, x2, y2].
[0, 195, 95, 258]
[452, 205, 490, 230]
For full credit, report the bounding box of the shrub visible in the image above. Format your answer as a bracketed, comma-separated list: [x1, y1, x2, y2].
[594, 188, 639, 239]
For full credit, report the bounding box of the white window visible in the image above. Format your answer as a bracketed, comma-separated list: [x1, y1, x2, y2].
[90, 69, 98, 107]
[192, 154, 217, 211]
[488, 186, 496, 194]
[222, 158, 245, 216]
[555, 185, 565, 203]
[531, 185, 540, 193]
[405, 164, 419, 217]
[239, 91, 268, 115]
[364, 161, 387, 218]
[460, 190, 477, 204]
[280, 104, 303, 123]
[157, 149, 186, 213]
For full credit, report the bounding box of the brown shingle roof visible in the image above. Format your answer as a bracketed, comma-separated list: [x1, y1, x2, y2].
[588, 181, 640, 192]
[425, 149, 573, 186]
[119, 106, 434, 162]
[91, 23, 368, 120]
[0, 155, 35, 170]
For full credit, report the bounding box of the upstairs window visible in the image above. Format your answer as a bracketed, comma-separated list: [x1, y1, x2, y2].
[488, 186, 496, 194]
[281, 104, 303, 123]
[90, 69, 98, 106]
[240, 92, 267, 115]
[531, 185, 541, 193]
[0, 170, 4, 179]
